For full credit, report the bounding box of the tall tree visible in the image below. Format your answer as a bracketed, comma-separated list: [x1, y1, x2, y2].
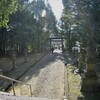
[62, 0, 100, 53]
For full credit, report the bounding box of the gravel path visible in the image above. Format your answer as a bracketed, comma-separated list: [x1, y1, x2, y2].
[8, 50, 64, 100]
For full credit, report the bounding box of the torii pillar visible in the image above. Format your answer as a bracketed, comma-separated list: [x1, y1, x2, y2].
[50, 38, 51, 50]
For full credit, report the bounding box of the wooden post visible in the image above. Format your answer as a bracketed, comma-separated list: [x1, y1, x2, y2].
[11, 81, 16, 96]
[50, 38, 51, 51]
[29, 85, 32, 97]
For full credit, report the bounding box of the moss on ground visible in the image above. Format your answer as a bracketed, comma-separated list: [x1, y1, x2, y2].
[66, 65, 83, 100]
[66, 65, 100, 100]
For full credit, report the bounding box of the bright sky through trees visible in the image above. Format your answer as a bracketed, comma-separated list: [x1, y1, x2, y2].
[29, 0, 64, 20]
[47, 0, 64, 20]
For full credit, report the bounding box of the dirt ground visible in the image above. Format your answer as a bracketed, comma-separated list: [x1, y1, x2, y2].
[8, 50, 64, 100]
[0, 53, 46, 90]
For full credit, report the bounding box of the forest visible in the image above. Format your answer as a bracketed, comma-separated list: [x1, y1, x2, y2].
[0, 0, 100, 98]
[0, 0, 100, 62]
[0, 0, 58, 56]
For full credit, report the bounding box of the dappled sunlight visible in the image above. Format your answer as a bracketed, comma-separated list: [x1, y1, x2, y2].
[7, 51, 65, 98]
[18, 51, 64, 82]
[24, 76, 30, 81]
[8, 83, 31, 96]
[6, 52, 63, 85]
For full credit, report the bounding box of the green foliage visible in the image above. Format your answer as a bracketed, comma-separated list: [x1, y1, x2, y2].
[62, 0, 100, 52]
[0, 0, 18, 28]
[0, 0, 58, 54]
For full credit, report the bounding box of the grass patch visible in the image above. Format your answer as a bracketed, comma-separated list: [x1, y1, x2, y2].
[66, 65, 83, 100]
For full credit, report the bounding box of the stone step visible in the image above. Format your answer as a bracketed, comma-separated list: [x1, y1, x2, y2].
[0, 92, 58, 100]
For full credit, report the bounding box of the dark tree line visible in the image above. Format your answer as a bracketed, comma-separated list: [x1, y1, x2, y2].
[0, 0, 58, 55]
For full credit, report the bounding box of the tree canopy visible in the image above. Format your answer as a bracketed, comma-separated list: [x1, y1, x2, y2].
[0, 0, 58, 55]
[61, 0, 100, 53]
[0, 0, 18, 28]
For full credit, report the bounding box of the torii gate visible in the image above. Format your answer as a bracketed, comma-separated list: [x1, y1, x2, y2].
[48, 37, 66, 51]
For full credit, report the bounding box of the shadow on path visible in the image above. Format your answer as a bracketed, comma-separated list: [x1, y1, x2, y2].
[17, 51, 65, 83]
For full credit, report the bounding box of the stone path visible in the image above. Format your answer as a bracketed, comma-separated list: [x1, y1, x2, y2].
[8, 50, 65, 100]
